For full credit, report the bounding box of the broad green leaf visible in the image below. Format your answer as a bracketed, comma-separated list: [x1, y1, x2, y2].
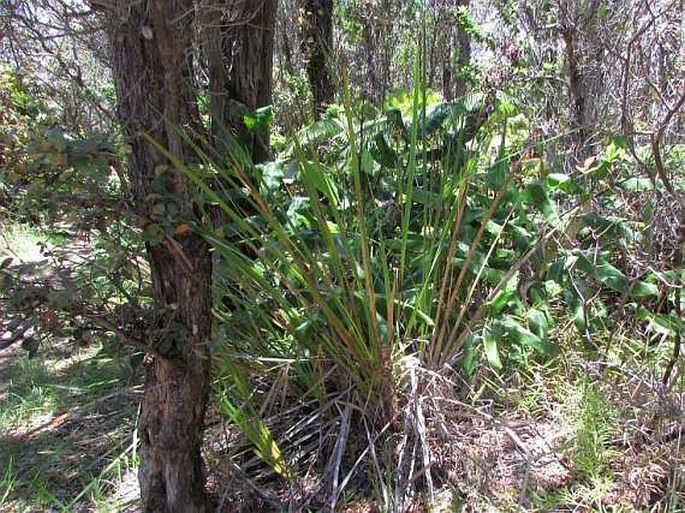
[525, 182, 558, 224]
[243, 106, 274, 134]
[604, 140, 626, 163]
[422, 102, 453, 136]
[412, 189, 441, 208]
[611, 134, 629, 149]
[547, 173, 582, 194]
[527, 308, 549, 340]
[490, 272, 518, 315]
[573, 303, 587, 333]
[547, 260, 566, 284]
[371, 132, 398, 167]
[636, 307, 679, 336]
[461, 334, 478, 376]
[594, 262, 629, 292]
[490, 288, 513, 315]
[484, 329, 502, 370]
[501, 317, 547, 353]
[259, 158, 297, 191]
[620, 177, 653, 192]
[290, 117, 343, 149]
[544, 280, 564, 298]
[300, 161, 339, 207]
[629, 281, 659, 298]
[486, 162, 507, 189]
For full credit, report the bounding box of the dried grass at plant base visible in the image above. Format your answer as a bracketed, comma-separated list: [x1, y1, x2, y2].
[202, 350, 685, 512]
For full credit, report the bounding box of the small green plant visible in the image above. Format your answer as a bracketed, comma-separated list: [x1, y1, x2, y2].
[0, 358, 57, 427]
[536, 476, 619, 512]
[0, 456, 16, 507]
[568, 380, 617, 480]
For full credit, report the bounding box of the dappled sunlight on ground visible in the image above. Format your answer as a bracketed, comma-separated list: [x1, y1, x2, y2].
[0, 339, 142, 512]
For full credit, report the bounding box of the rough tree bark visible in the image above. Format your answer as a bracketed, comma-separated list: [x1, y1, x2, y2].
[428, 0, 470, 101]
[298, 0, 334, 118]
[203, 0, 276, 248]
[104, 0, 277, 508]
[205, 0, 276, 165]
[102, 1, 212, 511]
[559, 0, 592, 162]
[453, 0, 471, 98]
[561, 25, 586, 152]
[228, 0, 277, 163]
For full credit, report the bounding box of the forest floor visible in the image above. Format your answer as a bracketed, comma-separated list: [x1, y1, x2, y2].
[1, 227, 684, 512]
[0, 225, 141, 512]
[3, 338, 682, 512]
[203, 354, 685, 512]
[0, 340, 141, 512]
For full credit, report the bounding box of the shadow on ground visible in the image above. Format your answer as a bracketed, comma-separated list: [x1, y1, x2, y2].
[0, 341, 142, 512]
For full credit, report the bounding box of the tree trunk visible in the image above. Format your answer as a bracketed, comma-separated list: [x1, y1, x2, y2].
[443, 35, 452, 100]
[224, 0, 277, 164]
[139, 238, 212, 513]
[103, 1, 212, 511]
[203, 0, 276, 250]
[454, 0, 471, 98]
[298, 0, 334, 118]
[562, 26, 586, 154]
[362, 20, 382, 105]
[559, 1, 588, 162]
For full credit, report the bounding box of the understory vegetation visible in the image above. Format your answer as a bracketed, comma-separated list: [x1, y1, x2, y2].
[1, 0, 684, 511]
